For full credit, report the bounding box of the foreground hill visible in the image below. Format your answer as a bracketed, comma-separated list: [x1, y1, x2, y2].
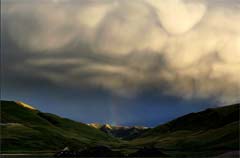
[129, 104, 240, 156]
[88, 123, 150, 140]
[0, 100, 118, 152]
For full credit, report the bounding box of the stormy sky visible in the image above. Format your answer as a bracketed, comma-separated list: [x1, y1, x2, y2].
[1, 0, 240, 126]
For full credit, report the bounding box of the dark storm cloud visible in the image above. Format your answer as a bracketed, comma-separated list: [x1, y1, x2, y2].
[1, 0, 240, 104]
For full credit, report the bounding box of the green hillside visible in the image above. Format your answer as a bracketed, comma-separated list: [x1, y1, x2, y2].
[1, 100, 239, 157]
[129, 104, 240, 156]
[0, 100, 118, 152]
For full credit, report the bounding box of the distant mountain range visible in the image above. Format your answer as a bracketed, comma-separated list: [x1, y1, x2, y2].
[88, 123, 150, 140]
[0, 100, 239, 157]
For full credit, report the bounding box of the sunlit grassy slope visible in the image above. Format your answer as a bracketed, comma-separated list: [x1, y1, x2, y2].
[0, 100, 118, 152]
[129, 104, 240, 151]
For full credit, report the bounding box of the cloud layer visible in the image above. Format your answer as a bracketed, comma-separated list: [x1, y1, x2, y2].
[2, 0, 240, 104]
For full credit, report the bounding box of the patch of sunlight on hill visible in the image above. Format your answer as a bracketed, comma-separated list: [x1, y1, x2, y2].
[15, 101, 36, 110]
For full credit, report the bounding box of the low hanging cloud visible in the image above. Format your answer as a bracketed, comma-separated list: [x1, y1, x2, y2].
[2, 0, 240, 104]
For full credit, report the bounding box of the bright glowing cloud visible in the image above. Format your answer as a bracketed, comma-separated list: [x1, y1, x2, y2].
[146, 0, 207, 34]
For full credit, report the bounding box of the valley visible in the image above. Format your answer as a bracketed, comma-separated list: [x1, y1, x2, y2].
[0, 100, 239, 157]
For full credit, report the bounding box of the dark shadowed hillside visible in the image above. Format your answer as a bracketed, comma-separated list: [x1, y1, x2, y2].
[129, 104, 240, 155]
[144, 104, 239, 135]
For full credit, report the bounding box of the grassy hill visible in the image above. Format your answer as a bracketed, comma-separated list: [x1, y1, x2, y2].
[0, 100, 118, 152]
[128, 104, 240, 157]
[1, 100, 239, 157]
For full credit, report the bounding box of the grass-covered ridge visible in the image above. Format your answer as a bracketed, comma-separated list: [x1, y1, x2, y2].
[0, 100, 118, 152]
[129, 104, 240, 152]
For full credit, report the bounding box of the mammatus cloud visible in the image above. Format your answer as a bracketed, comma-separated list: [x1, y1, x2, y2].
[2, 0, 240, 104]
[146, 0, 207, 34]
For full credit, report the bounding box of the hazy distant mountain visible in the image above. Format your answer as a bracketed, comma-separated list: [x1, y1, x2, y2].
[88, 123, 150, 140]
[0, 100, 118, 152]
